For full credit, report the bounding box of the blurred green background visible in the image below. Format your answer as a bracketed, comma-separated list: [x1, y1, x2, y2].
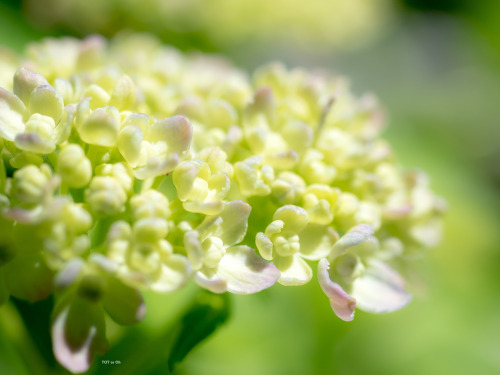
[0, 0, 499, 374]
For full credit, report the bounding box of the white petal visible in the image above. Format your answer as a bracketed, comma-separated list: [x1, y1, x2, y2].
[134, 153, 179, 180]
[197, 200, 251, 246]
[318, 258, 356, 321]
[148, 115, 192, 156]
[52, 307, 94, 374]
[183, 200, 224, 215]
[300, 224, 339, 260]
[15, 132, 55, 154]
[184, 230, 204, 270]
[331, 224, 374, 258]
[351, 259, 411, 313]
[214, 201, 251, 246]
[195, 272, 228, 294]
[275, 255, 312, 286]
[273, 205, 308, 236]
[216, 245, 280, 294]
[255, 232, 273, 260]
[0, 89, 26, 141]
[150, 254, 191, 293]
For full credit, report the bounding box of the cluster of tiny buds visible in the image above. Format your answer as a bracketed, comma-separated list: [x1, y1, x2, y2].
[0, 34, 444, 373]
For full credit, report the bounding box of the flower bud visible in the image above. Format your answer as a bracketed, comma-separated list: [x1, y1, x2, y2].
[11, 163, 52, 205]
[78, 106, 120, 147]
[57, 144, 92, 188]
[130, 190, 170, 220]
[85, 176, 127, 216]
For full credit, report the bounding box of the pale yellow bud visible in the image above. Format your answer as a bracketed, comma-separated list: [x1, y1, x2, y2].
[57, 144, 92, 188]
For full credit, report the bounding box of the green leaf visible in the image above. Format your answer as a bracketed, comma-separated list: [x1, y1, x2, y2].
[167, 291, 231, 371]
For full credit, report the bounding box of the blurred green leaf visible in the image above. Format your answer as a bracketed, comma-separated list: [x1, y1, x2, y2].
[168, 291, 231, 371]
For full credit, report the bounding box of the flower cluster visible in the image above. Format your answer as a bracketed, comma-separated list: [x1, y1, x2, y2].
[0, 34, 444, 373]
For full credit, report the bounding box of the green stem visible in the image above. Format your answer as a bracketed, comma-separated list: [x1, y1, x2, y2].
[104, 283, 204, 375]
[0, 299, 60, 374]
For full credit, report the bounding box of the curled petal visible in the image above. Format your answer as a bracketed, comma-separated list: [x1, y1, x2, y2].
[215, 245, 280, 294]
[351, 259, 411, 314]
[331, 224, 374, 258]
[300, 224, 339, 260]
[198, 200, 251, 247]
[318, 258, 356, 321]
[255, 232, 273, 261]
[275, 255, 312, 286]
[273, 205, 308, 236]
[195, 272, 227, 294]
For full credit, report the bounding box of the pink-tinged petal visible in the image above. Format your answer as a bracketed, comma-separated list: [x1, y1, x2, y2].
[52, 307, 94, 374]
[13, 67, 49, 105]
[195, 272, 227, 294]
[15, 132, 55, 154]
[216, 245, 280, 294]
[351, 259, 411, 314]
[318, 258, 356, 322]
[331, 224, 374, 258]
[148, 115, 192, 156]
[52, 298, 108, 374]
[275, 255, 312, 286]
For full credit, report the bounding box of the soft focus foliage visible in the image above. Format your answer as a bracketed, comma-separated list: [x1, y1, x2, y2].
[23, 0, 393, 52]
[0, 33, 444, 372]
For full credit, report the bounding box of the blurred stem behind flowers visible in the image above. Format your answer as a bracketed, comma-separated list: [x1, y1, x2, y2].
[0, 34, 443, 373]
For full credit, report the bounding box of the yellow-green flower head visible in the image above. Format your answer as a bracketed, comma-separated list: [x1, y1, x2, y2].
[0, 34, 444, 373]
